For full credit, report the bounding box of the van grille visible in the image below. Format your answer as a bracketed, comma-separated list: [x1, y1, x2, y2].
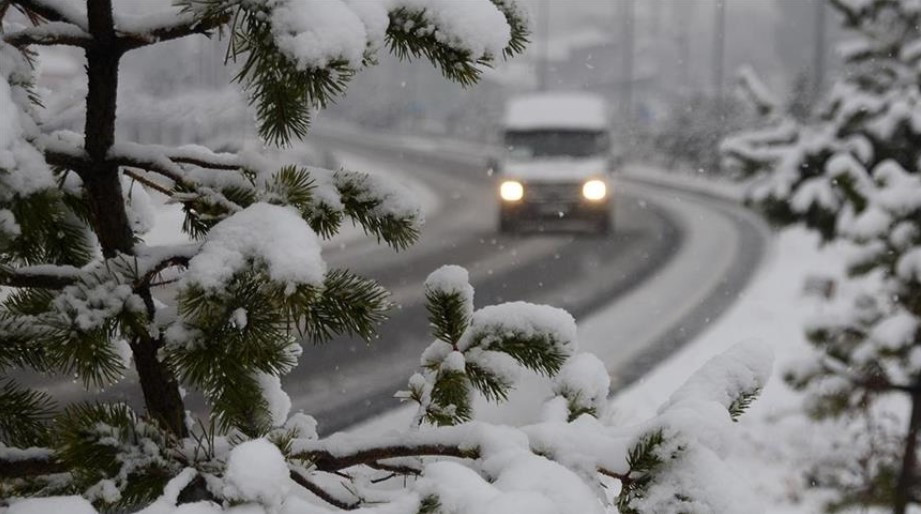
[524, 182, 582, 202]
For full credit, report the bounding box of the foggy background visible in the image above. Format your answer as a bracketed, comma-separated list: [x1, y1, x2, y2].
[34, 0, 843, 171]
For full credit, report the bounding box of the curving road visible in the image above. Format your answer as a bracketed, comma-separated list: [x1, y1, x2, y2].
[286, 129, 769, 433]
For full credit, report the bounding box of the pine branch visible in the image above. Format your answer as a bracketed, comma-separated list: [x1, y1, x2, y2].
[425, 289, 470, 346]
[426, 369, 473, 426]
[45, 142, 245, 214]
[616, 429, 670, 514]
[0, 379, 55, 447]
[728, 388, 761, 421]
[54, 402, 177, 508]
[335, 171, 421, 250]
[386, 7, 487, 88]
[5, 189, 95, 267]
[107, 146, 243, 213]
[288, 269, 391, 344]
[490, 0, 530, 58]
[828, 0, 864, 28]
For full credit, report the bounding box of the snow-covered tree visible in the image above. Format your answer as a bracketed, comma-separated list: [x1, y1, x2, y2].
[722, 1, 921, 511]
[1, 1, 770, 512]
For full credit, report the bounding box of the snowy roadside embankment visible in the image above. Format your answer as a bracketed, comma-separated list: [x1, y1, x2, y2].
[621, 163, 745, 202]
[609, 227, 858, 513]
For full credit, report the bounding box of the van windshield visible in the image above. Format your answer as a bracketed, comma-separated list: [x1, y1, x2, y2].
[504, 129, 608, 159]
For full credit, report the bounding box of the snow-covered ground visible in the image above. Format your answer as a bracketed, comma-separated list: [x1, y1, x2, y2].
[611, 226, 832, 513]
[347, 224, 844, 514]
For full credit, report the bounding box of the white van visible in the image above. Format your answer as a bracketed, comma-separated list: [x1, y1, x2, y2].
[493, 92, 615, 234]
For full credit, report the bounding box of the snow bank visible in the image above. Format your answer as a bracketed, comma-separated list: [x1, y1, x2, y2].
[661, 340, 773, 415]
[4, 496, 97, 514]
[610, 228, 857, 513]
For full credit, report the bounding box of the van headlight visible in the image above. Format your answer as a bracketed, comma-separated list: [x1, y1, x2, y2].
[500, 180, 524, 201]
[582, 180, 607, 201]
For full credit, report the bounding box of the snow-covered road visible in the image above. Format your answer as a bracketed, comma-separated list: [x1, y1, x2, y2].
[283, 127, 770, 433]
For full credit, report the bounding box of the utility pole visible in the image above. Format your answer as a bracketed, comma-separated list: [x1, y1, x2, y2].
[673, 0, 692, 99]
[621, 0, 635, 121]
[712, 0, 726, 98]
[536, 0, 549, 91]
[812, 0, 826, 97]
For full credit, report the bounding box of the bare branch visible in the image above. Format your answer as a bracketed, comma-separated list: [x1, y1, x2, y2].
[367, 460, 422, 476]
[107, 145, 243, 213]
[170, 155, 240, 171]
[3, 22, 92, 47]
[43, 148, 90, 177]
[289, 469, 359, 510]
[294, 443, 478, 473]
[123, 168, 172, 196]
[0, 453, 67, 478]
[136, 253, 193, 289]
[0, 264, 80, 289]
[118, 12, 231, 52]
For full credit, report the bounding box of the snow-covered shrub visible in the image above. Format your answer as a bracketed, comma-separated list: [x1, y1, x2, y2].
[0, 1, 769, 512]
[721, 1, 921, 511]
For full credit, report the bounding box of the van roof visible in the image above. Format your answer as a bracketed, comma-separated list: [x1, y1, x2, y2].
[503, 92, 608, 131]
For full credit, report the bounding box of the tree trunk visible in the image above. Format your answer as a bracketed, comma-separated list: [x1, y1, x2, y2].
[894, 388, 921, 514]
[83, 0, 187, 437]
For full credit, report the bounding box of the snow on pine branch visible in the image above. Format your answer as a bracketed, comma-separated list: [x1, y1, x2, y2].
[0, 42, 56, 204]
[174, 0, 528, 144]
[36, 134, 424, 250]
[403, 266, 578, 426]
[1, 258, 773, 513]
[181, 202, 326, 292]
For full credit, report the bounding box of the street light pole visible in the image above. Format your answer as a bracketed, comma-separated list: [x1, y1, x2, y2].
[622, 0, 635, 120]
[536, 0, 550, 91]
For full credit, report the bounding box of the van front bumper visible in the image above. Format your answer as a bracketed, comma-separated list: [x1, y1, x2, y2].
[499, 198, 611, 223]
